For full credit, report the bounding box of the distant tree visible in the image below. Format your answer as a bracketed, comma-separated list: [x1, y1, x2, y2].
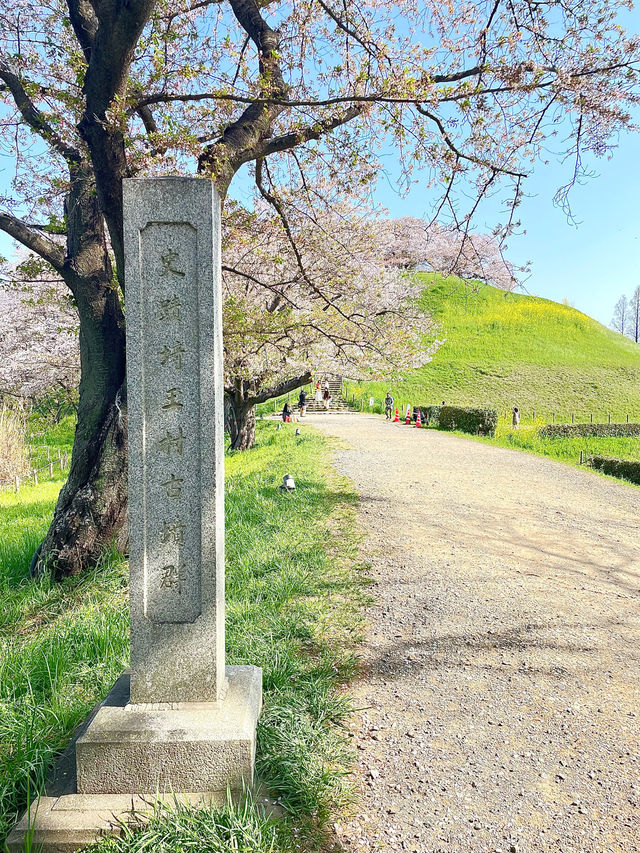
[628, 287, 640, 343]
[611, 295, 630, 336]
[380, 218, 517, 290]
[0, 258, 79, 411]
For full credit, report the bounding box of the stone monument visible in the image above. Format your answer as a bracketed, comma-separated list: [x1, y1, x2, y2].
[7, 177, 262, 851]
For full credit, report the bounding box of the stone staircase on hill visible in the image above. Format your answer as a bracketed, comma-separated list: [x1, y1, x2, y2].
[303, 377, 351, 414]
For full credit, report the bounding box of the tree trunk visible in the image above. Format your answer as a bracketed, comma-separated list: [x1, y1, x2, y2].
[33, 275, 128, 579]
[228, 398, 256, 451]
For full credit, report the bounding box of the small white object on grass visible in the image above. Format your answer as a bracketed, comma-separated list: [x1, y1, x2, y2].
[279, 474, 296, 492]
[276, 423, 282, 430]
[295, 428, 301, 435]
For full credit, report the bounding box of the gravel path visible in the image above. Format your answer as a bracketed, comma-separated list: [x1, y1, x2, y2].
[311, 414, 640, 853]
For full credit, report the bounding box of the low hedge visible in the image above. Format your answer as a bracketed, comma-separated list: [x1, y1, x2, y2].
[417, 405, 443, 426]
[436, 405, 498, 437]
[587, 455, 640, 485]
[539, 422, 640, 438]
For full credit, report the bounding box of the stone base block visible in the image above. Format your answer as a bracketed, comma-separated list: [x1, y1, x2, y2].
[76, 665, 262, 794]
[5, 792, 227, 853]
[6, 666, 262, 853]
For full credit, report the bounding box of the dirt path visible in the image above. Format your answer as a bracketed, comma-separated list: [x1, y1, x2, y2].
[311, 414, 640, 853]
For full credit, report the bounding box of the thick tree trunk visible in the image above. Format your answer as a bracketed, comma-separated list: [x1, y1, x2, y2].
[228, 398, 256, 451]
[34, 275, 128, 579]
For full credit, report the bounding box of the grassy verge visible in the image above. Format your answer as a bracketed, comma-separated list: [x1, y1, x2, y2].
[446, 417, 640, 486]
[1, 420, 366, 851]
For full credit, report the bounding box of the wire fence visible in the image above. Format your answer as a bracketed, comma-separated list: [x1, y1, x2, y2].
[0, 446, 69, 493]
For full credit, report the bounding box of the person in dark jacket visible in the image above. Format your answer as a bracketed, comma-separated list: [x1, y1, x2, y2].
[282, 401, 292, 422]
[384, 392, 394, 420]
[298, 389, 307, 417]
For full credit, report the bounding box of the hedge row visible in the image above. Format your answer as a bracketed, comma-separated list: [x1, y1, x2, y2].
[587, 455, 640, 485]
[418, 404, 497, 437]
[417, 405, 443, 426]
[539, 422, 640, 438]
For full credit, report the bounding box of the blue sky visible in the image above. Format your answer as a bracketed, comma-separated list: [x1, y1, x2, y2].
[374, 124, 639, 328]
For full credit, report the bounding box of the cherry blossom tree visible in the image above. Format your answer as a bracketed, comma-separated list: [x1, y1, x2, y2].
[223, 206, 439, 449]
[1, 0, 638, 576]
[0, 258, 79, 413]
[378, 217, 518, 290]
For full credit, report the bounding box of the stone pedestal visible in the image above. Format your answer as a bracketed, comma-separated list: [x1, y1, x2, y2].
[76, 668, 262, 795]
[7, 178, 262, 852]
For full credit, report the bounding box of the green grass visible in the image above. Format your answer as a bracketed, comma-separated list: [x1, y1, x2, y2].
[472, 417, 640, 472]
[0, 419, 366, 851]
[85, 794, 291, 852]
[348, 274, 640, 421]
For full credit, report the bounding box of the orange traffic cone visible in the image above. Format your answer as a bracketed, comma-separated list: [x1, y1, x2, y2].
[405, 409, 411, 425]
[415, 410, 422, 428]
[393, 409, 400, 422]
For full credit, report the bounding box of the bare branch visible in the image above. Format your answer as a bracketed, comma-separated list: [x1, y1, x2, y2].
[313, 0, 381, 58]
[259, 105, 362, 157]
[0, 212, 65, 270]
[0, 61, 81, 164]
[415, 104, 528, 178]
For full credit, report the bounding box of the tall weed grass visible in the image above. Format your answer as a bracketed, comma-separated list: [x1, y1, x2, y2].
[0, 407, 29, 484]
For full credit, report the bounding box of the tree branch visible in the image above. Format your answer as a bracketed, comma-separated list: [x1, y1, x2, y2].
[313, 0, 380, 58]
[0, 212, 65, 270]
[415, 104, 527, 178]
[258, 105, 362, 157]
[198, 0, 290, 190]
[250, 370, 312, 404]
[0, 61, 81, 165]
[66, 0, 98, 63]
[136, 103, 168, 155]
[77, 0, 155, 284]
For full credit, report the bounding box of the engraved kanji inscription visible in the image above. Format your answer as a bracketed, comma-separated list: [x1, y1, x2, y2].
[162, 474, 184, 497]
[158, 427, 184, 456]
[160, 563, 186, 593]
[162, 520, 186, 546]
[162, 387, 184, 411]
[160, 249, 185, 278]
[137, 219, 203, 629]
[160, 342, 186, 369]
[157, 295, 182, 321]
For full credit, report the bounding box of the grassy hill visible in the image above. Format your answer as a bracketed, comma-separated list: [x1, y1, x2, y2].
[351, 274, 640, 421]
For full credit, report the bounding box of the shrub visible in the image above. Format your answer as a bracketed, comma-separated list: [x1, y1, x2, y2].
[587, 455, 640, 485]
[437, 405, 498, 437]
[417, 405, 442, 426]
[539, 422, 640, 439]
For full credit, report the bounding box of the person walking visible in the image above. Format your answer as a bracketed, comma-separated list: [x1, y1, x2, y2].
[298, 388, 307, 418]
[384, 391, 394, 420]
[512, 406, 520, 429]
[315, 381, 322, 403]
[323, 386, 331, 410]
